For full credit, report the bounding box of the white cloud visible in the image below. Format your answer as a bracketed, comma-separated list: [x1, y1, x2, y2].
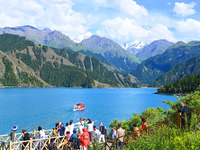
[97, 17, 175, 43]
[95, 0, 107, 4]
[0, 0, 92, 41]
[118, 0, 148, 18]
[176, 19, 200, 35]
[173, 2, 196, 16]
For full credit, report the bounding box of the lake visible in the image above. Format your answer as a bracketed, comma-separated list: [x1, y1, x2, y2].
[0, 88, 175, 134]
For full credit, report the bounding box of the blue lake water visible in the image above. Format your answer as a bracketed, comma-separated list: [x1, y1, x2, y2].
[0, 88, 175, 134]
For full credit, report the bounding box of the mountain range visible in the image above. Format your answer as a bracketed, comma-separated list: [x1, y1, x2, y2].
[0, 26, 140, 72]
[132, 41, 200, 85]
[125, 40, 174, 60]
[154, 56, 200, 86]
[1, 25, 200, 88]
[0, 34, 138, 88]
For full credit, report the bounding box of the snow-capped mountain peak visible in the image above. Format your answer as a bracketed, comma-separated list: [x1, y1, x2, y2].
[124, 41, 147, 50]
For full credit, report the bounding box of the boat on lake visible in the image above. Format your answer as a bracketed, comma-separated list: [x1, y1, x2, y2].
[73, 103, 85, 111]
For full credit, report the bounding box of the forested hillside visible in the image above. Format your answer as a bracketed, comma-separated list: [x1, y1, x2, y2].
[0, 26, 140, 73]
[153, 56, 200, 86]
[132, 41, 200, 84]
[157, 74, 200, 94]
[0, 34, 138, 88]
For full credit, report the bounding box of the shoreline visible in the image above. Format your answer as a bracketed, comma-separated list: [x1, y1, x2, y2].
[154, 92, 188, 96]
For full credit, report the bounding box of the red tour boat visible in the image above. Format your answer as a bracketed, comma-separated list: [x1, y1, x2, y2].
[73, 103, 85, 111]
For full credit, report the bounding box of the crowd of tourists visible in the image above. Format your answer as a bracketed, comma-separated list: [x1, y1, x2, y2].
[9, 117, 150, 150]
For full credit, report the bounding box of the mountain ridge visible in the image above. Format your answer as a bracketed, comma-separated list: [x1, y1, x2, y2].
[0, 25, 140, 72]
[0, 33, 139, 88]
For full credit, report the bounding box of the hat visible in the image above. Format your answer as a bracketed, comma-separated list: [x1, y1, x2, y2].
[22, 129, 26, 133]
[12, 125, 18, 131]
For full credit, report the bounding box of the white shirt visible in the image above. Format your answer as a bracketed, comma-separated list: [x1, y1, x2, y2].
[87, 123, 94, 132]
[93, 129, 101, 136]
[74, 121, 84, 134]
[39, 129, 45, 138]
[65, 126, 70, 135]
[68, 124, 74, 135]
[112, 131, 116, 140]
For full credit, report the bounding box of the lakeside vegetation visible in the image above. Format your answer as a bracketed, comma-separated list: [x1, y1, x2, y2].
[157, 74, 200, 94]
[108, 91, 200, 149]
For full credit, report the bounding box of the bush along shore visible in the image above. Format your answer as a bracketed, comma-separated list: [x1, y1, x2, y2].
[156, 74, 200, 95]
[108, 91, 200, 149]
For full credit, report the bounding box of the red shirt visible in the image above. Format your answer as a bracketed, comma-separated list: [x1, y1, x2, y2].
[142, 122, 148, 129]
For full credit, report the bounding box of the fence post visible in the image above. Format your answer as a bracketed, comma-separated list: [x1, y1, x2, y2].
[29, 138, 32, 150]
[9, 141, 12, 150]
[177, 113, 182, 129]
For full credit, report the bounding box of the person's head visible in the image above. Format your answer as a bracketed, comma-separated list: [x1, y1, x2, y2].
[55, 123, 59, 128]
[112, 127, 116, 131]
[88, 119, 92, 124]
[12, 125, 18, 131]
[141, 118, 146, 123]
[22, 129, 26, 134]
[83, 118, 86, 121]
[100, 122, 103, 127]
[181, 103, 184, 106]
[93, 126, 97, 130]
[61, 123, 64, 126]
[38, 126, 42, 131]
[80, 118, 83, 122]
[70, 120, 73, 125]
[133, 124, 137, 127]
[73, 129, 77, 134]
[66, 123, 69, 126]
[118, 124, 121, 128]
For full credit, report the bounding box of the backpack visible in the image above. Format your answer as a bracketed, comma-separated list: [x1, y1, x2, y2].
[23, 133, 30, 141]
[73, 137, 81, 149]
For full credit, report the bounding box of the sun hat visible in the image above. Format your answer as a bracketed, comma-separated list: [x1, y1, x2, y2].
[12, 125, 18, 131]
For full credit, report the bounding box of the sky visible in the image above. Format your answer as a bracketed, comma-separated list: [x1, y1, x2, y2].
[0, 0, 200, 44]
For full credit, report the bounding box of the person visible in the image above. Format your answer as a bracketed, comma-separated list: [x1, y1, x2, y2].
[68, 120, 74, 136]
[179, 103, 188, 129]
[87, 119, 97, 143]
[69, 129, 80, 149]
[141, 118, 148, 130]
[74, 118, 84, 134]
[21, 129, 30, 150]
[65, 123, 70, 135]
[69, 129, 77, 143]
[9, 126, 18, 149]
[93, 126, 101, 142]
[38, 126, 46, 148]
[116, 124, 125, 150]
[10, 125, 18, 142]
[74, 134, 81, 150]
[80, 128, 90, 150]
[59, 122, 65, 136]
[112, 127, 117, 141]
[83, 118, 87, 128]
[53, 123, 59, 137]
[132, 124, 140, 139]
[99, 122, 105, 143]
[38, 126, 46, 139]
